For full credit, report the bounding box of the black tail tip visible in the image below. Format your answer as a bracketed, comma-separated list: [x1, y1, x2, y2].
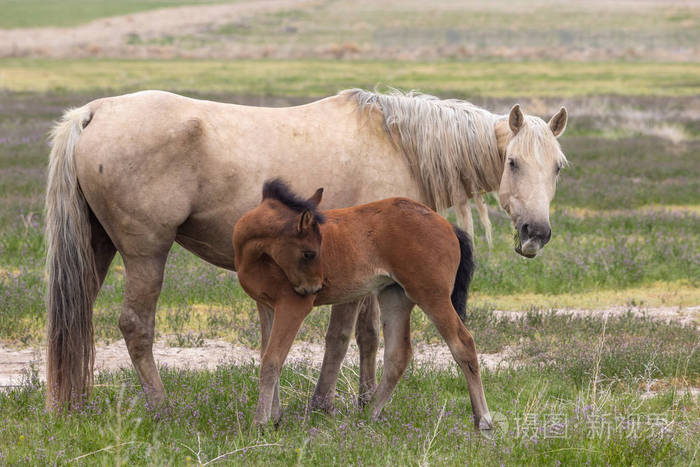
[451, 225, 475, 322]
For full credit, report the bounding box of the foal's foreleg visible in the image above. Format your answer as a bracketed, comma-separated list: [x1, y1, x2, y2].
[311, 300, 361, 412]
[254, 299, 312, 426]
[257, 302, 281, 423]
[369, 286, 414, 419]
[119, 253, 169, 407]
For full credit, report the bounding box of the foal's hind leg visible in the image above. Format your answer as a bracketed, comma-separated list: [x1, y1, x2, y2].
[257, 302, 281, 423]
[119, 251, 170, 407]
[420, 297, 492, 430]
[311, 300, 361, 412]
[369, 286, 414, 419]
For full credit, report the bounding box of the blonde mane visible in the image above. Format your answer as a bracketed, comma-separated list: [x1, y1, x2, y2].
[342, 88, 504, 211]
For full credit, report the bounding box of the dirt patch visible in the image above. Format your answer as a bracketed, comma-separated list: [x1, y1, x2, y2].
[3, 304, 697, 388]
[492, 305, 700, 328]
[0, 339, 516, 388]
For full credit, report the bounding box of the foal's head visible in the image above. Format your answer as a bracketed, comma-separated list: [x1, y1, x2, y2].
[250, 179, 325, 296]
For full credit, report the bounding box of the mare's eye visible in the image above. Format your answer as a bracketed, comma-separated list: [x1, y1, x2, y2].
[508, 158, 518, 170]
[303, 251, 316, 260]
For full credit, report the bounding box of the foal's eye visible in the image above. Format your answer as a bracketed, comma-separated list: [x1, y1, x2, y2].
[508, 158, 518, 170]
[303, 251, 316, 260]
[555, 165, 561, 175]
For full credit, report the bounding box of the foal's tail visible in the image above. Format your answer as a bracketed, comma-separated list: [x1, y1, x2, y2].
[45, 105, 98, 409]
[450, 226, 475, 322]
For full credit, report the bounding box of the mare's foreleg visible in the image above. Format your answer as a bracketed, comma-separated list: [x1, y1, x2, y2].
[356, 295, 380, 406]
[455, 200, 475, 241]
[473, 193, 493, 248]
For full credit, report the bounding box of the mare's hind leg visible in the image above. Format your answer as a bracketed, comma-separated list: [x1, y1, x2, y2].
[311, 300, 362, 412]
[369, 286, 414, 419]
[420, 296, 492, 430]
[356, 295, 380, 406]
[257, 302, 281, 423]
[90, 211, 116, 286]
[119, 250, 170, 407]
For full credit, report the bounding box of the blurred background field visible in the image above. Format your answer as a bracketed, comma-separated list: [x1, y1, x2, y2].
[0, 0, 698, 464]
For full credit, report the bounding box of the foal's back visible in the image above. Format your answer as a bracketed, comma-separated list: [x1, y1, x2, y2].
[314, 197, 461, 305]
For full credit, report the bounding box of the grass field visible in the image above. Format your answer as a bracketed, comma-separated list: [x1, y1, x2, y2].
[2, 309, 699, 465]
[1, 59, 699, 97]
[1, 1, 699, 462]
[2, 0, 696, 61]
[0, 0, 229, 29]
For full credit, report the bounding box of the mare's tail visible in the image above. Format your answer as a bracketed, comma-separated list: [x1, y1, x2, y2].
[45, 105, 98, 409]
[450, 226, 475, 322]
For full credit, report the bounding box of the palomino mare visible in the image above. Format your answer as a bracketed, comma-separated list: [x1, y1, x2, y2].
[234, 179, 490, 429]
[45, 88, 568, 409]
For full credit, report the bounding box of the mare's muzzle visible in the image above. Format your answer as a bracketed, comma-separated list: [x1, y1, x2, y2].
[515, 222, 551, 258]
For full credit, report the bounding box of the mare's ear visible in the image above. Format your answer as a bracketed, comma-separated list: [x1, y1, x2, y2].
[308, 188, 324, 208]
[548, 107, 568, 137]
[297, 210, 315, 233]
[509, 104, 524, 135]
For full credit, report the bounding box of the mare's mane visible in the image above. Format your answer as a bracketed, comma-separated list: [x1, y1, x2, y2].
[262, 178, 326, 223]
[342, 88, 504, 211]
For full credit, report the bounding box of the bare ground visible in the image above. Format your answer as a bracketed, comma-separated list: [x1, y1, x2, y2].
[0, 339, 517, 388]
[2, 305, 697, 389]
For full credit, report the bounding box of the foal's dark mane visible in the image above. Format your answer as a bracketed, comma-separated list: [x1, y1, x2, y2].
[262, 178, 326, 223]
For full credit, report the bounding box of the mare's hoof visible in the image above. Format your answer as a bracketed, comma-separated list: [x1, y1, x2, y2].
[478, 413, 494, 431]
[309, 395, 336, 414]
[357, 388, 375, 408]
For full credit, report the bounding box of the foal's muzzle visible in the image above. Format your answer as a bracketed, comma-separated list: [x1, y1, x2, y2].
[294, 284, 323, 296]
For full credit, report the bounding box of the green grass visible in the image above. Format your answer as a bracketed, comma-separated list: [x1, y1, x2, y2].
[2, 308, 698, 464]
[0, 0, 232, 29]
[1, 59, 699, 97]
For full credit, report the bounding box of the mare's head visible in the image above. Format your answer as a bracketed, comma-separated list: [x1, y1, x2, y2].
[247, 179, 325, 295]
[496, 105, 568, 257]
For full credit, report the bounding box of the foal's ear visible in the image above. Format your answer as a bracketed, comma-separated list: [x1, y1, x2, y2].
[308, 187, 324, 208]
[297, 210, 315, 233]
[509, 104, 524, 135]
[548, 107, 568, 138]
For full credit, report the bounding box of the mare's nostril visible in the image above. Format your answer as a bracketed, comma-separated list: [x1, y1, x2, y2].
[544, 228, 552, 244]
[520, 223, 530, 239]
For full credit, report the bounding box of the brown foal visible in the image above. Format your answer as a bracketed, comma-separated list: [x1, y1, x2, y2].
[233, 179, 492, 430]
